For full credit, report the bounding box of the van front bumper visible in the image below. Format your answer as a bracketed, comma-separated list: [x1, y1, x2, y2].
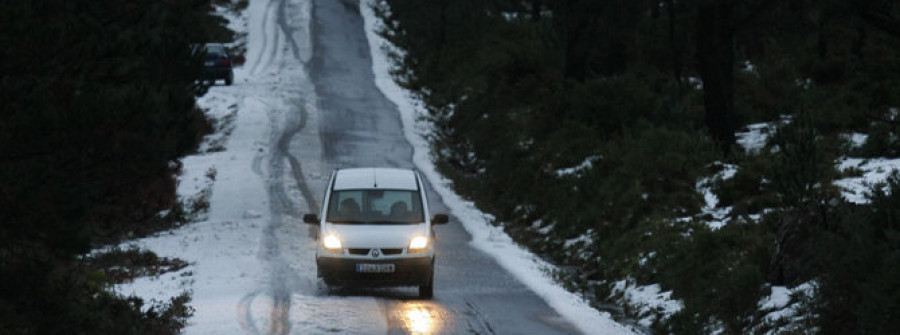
[316, 256, 433, 287]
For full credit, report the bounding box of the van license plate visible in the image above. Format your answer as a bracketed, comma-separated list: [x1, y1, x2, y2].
[356, 263, 395, 273]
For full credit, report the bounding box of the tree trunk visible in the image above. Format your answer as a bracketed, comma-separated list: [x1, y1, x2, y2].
[666, 0, 682, 84]
[697, 0, 735, 155]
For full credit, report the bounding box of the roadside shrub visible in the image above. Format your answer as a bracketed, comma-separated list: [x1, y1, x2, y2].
[520, 126, 719, 315]
[653, 222, 771, 334]
[561, 125, 716, 232]
[811, 173, 900, 335]
[855, 121, 900, 158]
[86, 248, 190, 284]
[0, 254, 192, 335]
[767, 111, 841, 207]
[715, 151, 781, 215]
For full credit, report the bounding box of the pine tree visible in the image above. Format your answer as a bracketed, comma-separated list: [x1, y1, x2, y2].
[0, 1, 227, 332]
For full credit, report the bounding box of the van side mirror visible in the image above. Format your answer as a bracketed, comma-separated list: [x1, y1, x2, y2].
[303, 214, 320, 224]
[431, 214, 449, 225]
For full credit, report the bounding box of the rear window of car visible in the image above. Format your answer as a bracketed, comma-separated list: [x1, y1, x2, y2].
[204, 44, 227, 57]
[326, 189, 424, 224]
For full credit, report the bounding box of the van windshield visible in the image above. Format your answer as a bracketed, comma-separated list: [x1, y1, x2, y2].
[326, 189, 424, 224]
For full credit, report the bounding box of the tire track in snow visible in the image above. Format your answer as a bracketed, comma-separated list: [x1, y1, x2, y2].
[463, 300, 497, 335]
[278, 104, 318, 215]
[237, 97, 303, 335]
[249, 0, 282, 76]
[237, 290, 264, 334]
[239, 0, 317, 333]
[277, 0, 304, 62]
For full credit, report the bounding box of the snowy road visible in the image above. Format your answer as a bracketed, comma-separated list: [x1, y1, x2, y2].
[116, 0, 633, 334]
[280, 0, 581, 333]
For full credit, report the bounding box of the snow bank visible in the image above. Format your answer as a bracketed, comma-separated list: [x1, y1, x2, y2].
[361, 2, 635, 334]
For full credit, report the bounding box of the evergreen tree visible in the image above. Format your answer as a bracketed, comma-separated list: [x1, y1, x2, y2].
[0, 1, 228, 332]
[375, 0, 900, 332]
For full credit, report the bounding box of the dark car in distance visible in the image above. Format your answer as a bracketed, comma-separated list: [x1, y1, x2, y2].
[199, 43, 234, 85]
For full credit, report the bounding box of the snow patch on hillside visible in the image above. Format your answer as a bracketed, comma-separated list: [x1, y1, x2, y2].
[612, 279, 683, 329]
[696, 163, 737, 230]
[835, 157, 900, 204]
[753, 282, 818, 334]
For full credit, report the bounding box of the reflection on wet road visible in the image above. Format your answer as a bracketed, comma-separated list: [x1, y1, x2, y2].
[403, 304, 435, 334]
[389, 301, 448, 335]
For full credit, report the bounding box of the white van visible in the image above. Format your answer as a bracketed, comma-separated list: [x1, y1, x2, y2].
[303, 167, 448, 298]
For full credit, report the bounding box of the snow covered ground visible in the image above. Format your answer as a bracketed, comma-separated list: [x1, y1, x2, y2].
[114, 1, 381, 333]
[112, 0, 633, 334]
[111, 1, 899, 334]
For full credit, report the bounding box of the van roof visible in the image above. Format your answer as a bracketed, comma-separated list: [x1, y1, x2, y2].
[333, 168, 418, 191]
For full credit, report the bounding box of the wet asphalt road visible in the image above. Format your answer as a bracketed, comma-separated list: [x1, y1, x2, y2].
[302, 0, 582, 334]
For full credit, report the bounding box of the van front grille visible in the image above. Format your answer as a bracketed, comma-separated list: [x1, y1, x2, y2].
[346, 248, 404, 256]
[381, 248, 403, 255]
[348, 248, 370, 255]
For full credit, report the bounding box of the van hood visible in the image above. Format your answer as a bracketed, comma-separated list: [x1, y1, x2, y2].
[323, 223, 428, 249]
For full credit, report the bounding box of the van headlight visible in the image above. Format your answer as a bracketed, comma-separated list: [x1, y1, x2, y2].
[323, 234, 342, 250]
[408, 236, 428, 252]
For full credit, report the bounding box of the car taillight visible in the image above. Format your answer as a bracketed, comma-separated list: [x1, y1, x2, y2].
[220, 58, 230, 66]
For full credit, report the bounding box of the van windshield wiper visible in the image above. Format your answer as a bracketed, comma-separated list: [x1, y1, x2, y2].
[329, 219, 367, 224]
[376, 220, 422, 224]
[329, 219, 421, 224]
